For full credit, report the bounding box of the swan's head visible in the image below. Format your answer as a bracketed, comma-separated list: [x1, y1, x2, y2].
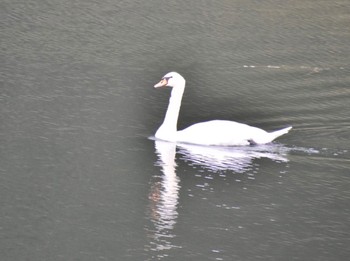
[154, 72, 185, 88]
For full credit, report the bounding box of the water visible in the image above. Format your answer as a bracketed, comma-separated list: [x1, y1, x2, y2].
[1, 0, 349, 260]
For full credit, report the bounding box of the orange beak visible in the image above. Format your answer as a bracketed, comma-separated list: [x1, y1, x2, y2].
[154, 78, 168, 88]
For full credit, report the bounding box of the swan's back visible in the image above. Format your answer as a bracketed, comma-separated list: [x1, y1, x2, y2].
[177, 120, 269, 146]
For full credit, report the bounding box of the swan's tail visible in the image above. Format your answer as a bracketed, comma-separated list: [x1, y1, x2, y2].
[268, 126, 293, 142]
[250, 126, 292, 145]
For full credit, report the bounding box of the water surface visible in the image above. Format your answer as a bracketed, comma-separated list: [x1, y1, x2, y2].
[1, 0, 350, 260]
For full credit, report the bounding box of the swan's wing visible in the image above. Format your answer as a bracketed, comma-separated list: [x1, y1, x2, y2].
[177, 120, 267, 146]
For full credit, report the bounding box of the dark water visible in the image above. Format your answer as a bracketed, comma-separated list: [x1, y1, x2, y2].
[1, 0, 350, 260]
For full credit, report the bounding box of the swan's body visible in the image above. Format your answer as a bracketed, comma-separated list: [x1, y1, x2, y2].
[154, 72, 292, 146]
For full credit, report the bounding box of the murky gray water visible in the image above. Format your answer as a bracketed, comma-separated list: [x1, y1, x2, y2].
[1, 0, 350, 260]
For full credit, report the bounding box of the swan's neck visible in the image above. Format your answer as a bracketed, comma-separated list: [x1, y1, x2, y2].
[156, 81, 185, 141]
[163, 86, 184, 130]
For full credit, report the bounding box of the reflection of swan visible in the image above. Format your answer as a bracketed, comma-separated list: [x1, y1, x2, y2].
[177, 143, 290, 173]
[146, 139, 291, 256]
[154, 72, 292, 146]
[147, 141, 181, 253]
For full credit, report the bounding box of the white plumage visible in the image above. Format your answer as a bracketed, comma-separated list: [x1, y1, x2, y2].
[154, 72, 292, 146]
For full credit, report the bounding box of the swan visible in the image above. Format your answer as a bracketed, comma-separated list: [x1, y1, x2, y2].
[154, 72, 292, 146]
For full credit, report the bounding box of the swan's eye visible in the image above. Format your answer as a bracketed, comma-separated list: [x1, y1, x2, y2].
[163, 76, 173, 81]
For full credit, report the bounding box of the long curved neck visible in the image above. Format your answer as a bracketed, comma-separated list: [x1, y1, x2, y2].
[156, 80, 185, 141]
[163, 85, 185, 130]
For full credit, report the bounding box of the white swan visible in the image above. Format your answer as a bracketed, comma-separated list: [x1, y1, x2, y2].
[154, 72, 292, 146]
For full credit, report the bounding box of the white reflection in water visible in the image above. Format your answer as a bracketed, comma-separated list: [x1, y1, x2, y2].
[147, 141, 181, 254]
[146, 139, 292, 256]
[177, 143, 290, 173]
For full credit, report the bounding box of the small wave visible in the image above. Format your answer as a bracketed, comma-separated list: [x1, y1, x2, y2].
[241, 64, 346, 72]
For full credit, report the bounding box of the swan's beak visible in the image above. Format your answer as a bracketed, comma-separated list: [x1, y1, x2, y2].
[154, 78, 168, 88]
